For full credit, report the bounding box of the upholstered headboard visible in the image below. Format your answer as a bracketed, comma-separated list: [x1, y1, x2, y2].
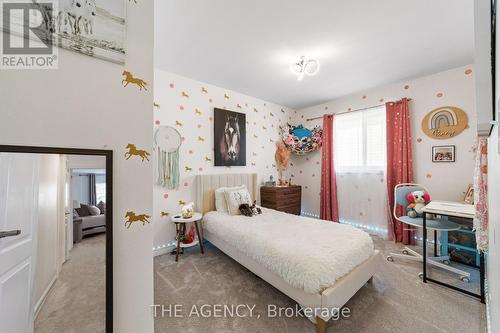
[196, 173, 258, 214]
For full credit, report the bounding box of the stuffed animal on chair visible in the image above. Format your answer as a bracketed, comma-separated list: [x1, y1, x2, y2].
[406, 190, 430, 218]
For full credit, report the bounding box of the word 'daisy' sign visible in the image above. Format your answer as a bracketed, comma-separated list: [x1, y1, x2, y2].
[421, 106, 469, 139]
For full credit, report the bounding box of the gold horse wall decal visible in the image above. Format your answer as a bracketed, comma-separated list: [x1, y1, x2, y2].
[201, 87, 208, 93]
[181, 91, 189, 98]
[178, 200, 186, 206]
[124, 211, 150, 229]
[160, 211, 169, 217]
[122, 70, 148, 91]
[125, 143, 150, 162]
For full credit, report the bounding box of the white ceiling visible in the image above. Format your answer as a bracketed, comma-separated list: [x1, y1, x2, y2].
[155, 0, 474, 109]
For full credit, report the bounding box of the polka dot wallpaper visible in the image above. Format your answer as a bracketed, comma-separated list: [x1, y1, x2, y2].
[289, 65, 477, 223]
[153, 70, 292, 248]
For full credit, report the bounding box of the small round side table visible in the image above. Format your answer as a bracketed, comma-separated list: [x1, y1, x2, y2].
[171, 212, 204, 262]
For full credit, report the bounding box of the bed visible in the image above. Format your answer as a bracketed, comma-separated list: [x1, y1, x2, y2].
[196, 173, 381, 333]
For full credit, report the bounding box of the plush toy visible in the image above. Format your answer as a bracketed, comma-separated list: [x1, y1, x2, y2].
[239, 201, 262, 217]
[406, 190, 430, 218]
[181, 202, 194, 218]
[182, 225, 196, 244]
[251, 201, 262, 215]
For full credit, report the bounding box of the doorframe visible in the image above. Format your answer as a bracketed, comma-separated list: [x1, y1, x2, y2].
[0, 145, 113, 333]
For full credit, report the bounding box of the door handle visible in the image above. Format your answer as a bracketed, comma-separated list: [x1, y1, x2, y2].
[0, 230, 21, 239]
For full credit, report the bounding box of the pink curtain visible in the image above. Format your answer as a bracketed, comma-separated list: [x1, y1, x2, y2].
[473, 137, 488, 251]
[386, 98, 414, 244]
[320, 114, 339, 222]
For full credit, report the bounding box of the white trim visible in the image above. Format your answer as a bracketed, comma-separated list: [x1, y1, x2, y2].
[33, 274, 57, 320]
[486, 277, 492, 333]
[152, 242, 176, 257]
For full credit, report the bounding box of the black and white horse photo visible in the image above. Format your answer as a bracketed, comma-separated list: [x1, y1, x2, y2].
[19, 0, 126, 63]
[214, 108, 246, 166]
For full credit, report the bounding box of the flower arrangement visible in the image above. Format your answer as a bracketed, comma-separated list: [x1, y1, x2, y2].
[280, 124, 323, 155]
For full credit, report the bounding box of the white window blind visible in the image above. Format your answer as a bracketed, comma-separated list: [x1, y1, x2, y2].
[334, 106, 386, 172]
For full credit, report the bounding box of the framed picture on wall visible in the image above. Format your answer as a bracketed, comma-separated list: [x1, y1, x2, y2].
[214, 108, 246, 166]
[432, 145, 455, 162]
[1, 0, 127, 64]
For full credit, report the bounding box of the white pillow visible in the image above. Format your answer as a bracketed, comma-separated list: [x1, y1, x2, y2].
[88, 205, 101, 216]
[215, 185, 245, 213]
[224, 187, 252, 216]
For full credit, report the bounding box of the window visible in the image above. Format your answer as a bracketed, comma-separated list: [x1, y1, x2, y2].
[334, 106, 386, 172]
[96, 175, 106, 203]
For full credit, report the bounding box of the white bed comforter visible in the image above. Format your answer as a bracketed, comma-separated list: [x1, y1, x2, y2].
[203, 208, 374, 294]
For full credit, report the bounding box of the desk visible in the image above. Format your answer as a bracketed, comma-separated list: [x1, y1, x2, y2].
[422, 201, 485, 303]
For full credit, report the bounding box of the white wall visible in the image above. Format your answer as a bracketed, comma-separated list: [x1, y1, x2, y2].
[290, 65, 477, 221]
[153, 70, 293, 250]
[33, 154, 60, 314]
[0, 1, 154, 331]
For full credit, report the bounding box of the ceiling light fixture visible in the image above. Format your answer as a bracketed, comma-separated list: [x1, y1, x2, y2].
[290, 56, 320, 81]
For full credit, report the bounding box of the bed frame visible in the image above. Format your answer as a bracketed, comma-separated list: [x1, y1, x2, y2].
[196, 173, 381, 333]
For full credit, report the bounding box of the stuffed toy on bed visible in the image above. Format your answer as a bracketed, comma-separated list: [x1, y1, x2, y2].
[239, 201, 262, 217]
[406, 190, 430, 218]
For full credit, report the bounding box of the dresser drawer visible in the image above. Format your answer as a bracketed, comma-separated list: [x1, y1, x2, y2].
[260, 186, 302, 215]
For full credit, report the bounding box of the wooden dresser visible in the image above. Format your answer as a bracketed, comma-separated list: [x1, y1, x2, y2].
[260, 185, 302, 215]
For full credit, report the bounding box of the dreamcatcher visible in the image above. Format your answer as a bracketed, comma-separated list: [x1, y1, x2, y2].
[154, 126, 181, 189]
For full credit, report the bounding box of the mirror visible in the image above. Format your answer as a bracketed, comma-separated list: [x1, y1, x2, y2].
[0, 147, 112, 333]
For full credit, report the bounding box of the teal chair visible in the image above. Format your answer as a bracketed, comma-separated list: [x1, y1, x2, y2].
[386, 183, 470, 282]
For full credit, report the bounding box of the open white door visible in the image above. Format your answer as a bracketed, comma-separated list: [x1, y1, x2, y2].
[0, 153, 39, 333]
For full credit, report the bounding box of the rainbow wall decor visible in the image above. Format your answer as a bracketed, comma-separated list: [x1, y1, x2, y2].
[421, 106, 468, 139]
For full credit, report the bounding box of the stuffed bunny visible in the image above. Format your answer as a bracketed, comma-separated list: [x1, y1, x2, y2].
[239, 201, 262, 217]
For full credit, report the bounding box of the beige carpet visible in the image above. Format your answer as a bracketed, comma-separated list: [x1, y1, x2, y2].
[35, 233, 106, 333]
[154, 236, 486, 333]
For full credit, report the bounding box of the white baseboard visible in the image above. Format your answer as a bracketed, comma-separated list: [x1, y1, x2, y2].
[153, 244, 176, 257]
[34, 274, 57, 320]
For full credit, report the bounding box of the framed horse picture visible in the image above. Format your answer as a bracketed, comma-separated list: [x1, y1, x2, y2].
[214, 108, 246, 166]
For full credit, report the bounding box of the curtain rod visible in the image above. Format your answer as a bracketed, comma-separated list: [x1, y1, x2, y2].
[305, 98, 412, 122]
